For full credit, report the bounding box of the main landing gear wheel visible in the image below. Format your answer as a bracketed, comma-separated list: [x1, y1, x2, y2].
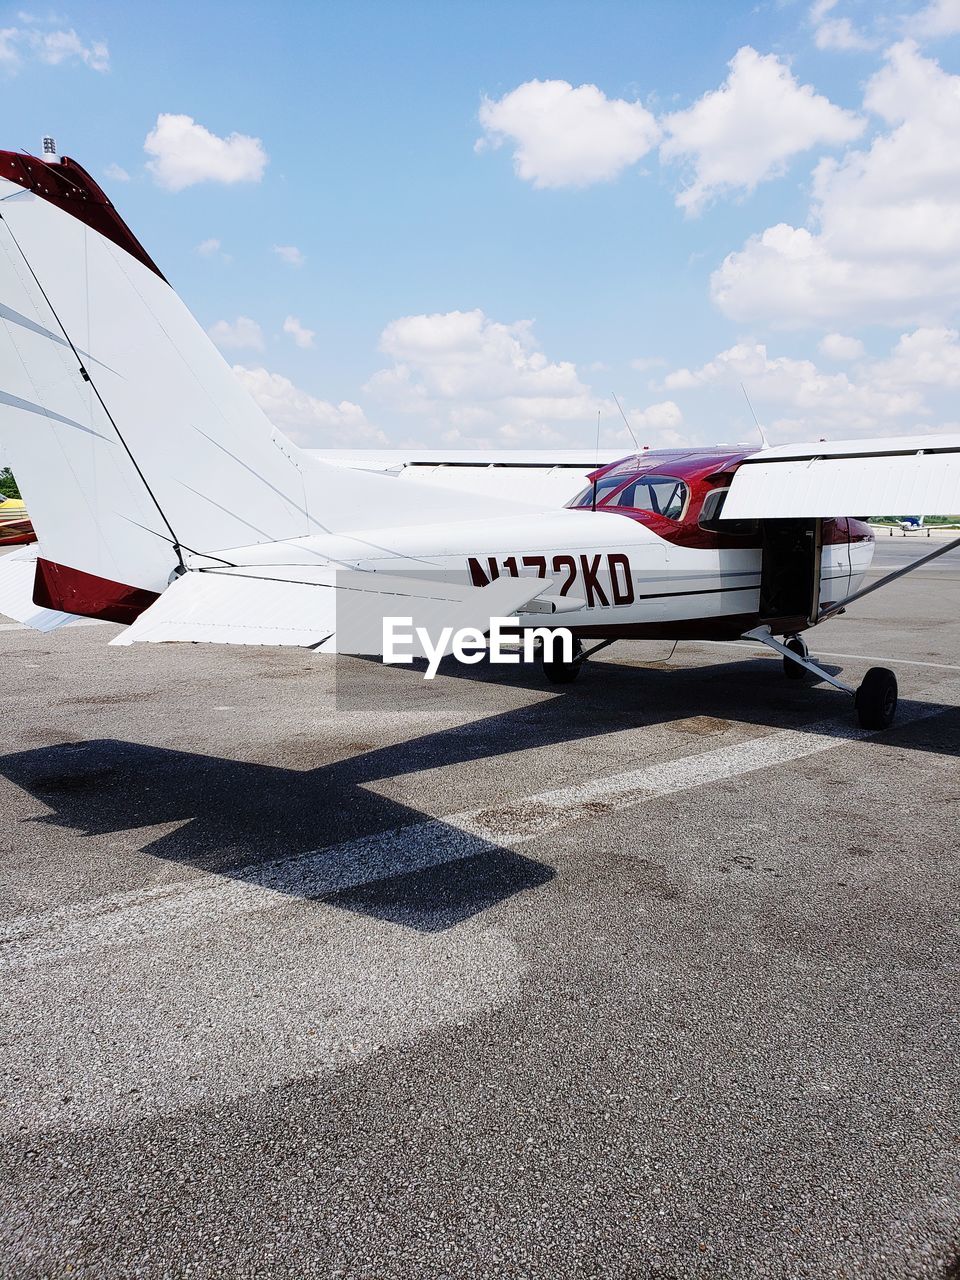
[782, 635, 810, 680]
[541, 636, 584, 684]
[855, 667, 899, 730]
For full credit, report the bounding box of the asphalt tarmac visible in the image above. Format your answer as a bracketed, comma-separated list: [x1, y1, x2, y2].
[1, 538, 958, 1279]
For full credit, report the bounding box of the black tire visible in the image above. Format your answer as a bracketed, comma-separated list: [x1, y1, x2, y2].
[783, 635, 810, 680]
[855, 667, 898, 730]
[542, 637, 583, 684]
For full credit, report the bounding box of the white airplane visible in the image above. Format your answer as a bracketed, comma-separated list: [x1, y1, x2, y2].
[1, 146, 959, 731]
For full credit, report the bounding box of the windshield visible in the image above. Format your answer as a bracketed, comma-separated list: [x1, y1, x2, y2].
[570, 473, 688, 520]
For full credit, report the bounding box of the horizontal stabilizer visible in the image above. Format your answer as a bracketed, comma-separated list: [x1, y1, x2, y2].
[0, 546, 81, 631]
[111, 567, 551, 653]
[723, 436, 960, 519]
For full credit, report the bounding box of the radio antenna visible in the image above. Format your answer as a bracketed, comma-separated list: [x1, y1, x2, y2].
[592, 408, 601, 511]
[740, 382, 770, 449]
[611, 391, 640, 449]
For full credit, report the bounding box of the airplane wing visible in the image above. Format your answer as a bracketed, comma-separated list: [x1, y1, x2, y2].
[311, 448, 626, 507]
[722, 435, 960, 519]
[110, 566, 556, 653]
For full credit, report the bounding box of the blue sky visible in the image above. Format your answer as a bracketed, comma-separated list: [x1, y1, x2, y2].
[5, 0, 960, 450]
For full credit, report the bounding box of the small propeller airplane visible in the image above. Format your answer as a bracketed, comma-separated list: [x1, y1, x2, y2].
[1, 145, 959, 731]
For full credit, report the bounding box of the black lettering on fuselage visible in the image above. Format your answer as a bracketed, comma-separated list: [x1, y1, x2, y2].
[579, 554, 609, 607]
[467, 556, 500, 587]
[608, 552, 634, 605]
[466, 552, 634, 607]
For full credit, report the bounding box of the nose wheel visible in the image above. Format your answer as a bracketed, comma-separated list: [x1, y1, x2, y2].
[782, 634, 810, 679]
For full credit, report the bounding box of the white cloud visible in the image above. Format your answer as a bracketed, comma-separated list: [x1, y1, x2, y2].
[273, 244, 305, 268]
[476, 79, 660, 189]
[0, 19, 109, 72]
[810, 0, 875, 51]
[144, 114, 267, 192]
[196, 237, 221, 256]
[208, 316, 264, 351]
[909, 0, 960, 38]
[32, 27, 109, 70]
[872, 326, 960, 388]
[660, 46, 864, 214]
[819, 332, 865, 360]
[365, 307, 684, 448]
[661, 336, 934, 440]
[712, 42, 960, 327]
[283, 315, 315, 349]
[0, 29, 18, 69]
[233, 366, 385, 447]
[103, 162, 130, 183]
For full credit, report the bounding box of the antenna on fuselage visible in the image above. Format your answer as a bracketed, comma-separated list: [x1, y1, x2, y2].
[740, 382, 770, 450]
[611, 391, 640, 450]
[592, 408, 601, 511]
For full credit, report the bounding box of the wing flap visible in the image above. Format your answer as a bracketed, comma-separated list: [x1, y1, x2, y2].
[723, 438, 960, 519]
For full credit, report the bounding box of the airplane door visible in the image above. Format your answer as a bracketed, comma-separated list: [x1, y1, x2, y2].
[759, 519, 822, 628]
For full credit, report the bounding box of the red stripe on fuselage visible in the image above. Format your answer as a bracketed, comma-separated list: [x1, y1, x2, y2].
[33, 558, 159, 624]
[0, 151, 165, 281]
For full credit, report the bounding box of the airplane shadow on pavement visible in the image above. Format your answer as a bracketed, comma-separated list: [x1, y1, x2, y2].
[0, 653, 957, 933]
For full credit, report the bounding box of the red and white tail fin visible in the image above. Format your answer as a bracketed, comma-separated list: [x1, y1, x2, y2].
[0, 151, 531, 622]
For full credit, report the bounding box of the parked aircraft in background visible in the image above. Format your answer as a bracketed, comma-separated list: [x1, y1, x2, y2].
[0, 494, 34, 545]
[1, 146, 959, 732]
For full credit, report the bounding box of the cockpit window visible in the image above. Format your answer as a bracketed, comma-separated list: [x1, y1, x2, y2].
[699, 487, 759, 537]
[609, 475, 688, 519]
[571, 472, 688, 519]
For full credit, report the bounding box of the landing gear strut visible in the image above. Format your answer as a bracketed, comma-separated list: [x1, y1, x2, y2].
[742, 625, 900, 730]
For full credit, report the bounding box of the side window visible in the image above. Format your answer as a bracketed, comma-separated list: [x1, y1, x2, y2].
[612, 476, 688, 520]
[699, 488, 759, 537]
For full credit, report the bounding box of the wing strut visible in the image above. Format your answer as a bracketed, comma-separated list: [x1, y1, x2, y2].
[818, 534, 960, 624]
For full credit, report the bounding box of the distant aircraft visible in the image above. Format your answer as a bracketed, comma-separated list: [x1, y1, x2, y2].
[0, 494, 35, 545]
[1, 146, 959, 732]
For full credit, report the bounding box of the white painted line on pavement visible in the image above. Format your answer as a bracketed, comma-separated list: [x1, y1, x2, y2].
[713, 641, 960, 672]
[2, 686, 956, 971]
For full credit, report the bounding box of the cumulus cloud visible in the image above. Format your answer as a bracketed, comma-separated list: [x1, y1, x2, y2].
[819, 332, 865, 360]
[872, 326, 960, 389]
[660, 337, 935, 440]
[0, 19, 108, 72]
[103, 162, 130, 183]
[366, 307, 683, 448]
[908, 0, 960, 38]
[660, 46, 864, 214]
[283, 315, 315, 349]
[712, 42, 960, 327]
[144, 114, 267, 192]
[810, 0, 875, 51]
[208, 316, 264, 351]
[196, 237, 221, 256]
[233, 366, 385, 447]
[476, 79, 659, 189]
[272, 244, 305, 267]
